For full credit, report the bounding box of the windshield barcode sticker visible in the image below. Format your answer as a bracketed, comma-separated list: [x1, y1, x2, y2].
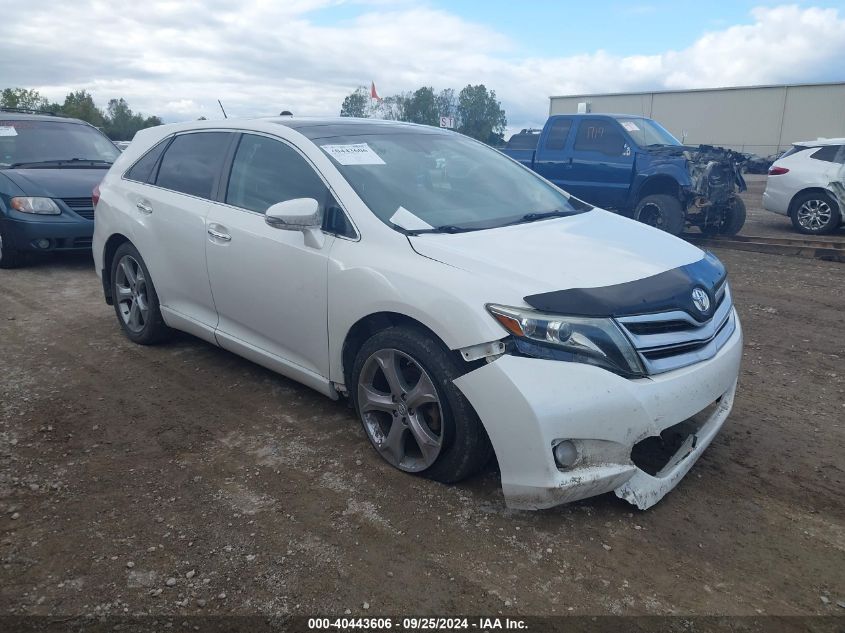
[321, 143, 385, 165]
[621, 121, 640, 132]
[0, 126, 18, 137]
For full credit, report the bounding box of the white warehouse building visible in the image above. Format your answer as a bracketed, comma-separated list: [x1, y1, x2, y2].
[548, 81, 845, 156]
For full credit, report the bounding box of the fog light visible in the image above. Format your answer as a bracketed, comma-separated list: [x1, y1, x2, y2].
[35, 239, 50, 249]
[553, 440, 579, 469]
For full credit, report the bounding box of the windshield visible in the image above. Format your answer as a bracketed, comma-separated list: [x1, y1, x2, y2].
[0, 120, 120, 167]
[318, 131, 587, 232]
[618, 118, 681, 147]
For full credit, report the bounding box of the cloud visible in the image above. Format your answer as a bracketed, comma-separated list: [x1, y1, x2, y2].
[1, 2, 843, 135]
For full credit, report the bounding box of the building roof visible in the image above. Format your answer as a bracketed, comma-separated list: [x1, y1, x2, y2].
[549, 80, 845, 101]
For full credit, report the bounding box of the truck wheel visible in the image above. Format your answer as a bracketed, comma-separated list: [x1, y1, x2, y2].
[0, 225, 25, 269]
[701, 197, 746, 236]
[790, 192, 841, 235]
[633, 194, 685, 235]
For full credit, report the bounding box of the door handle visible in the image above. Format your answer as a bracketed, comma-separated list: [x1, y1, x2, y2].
[207, 223, 231, 242]
[136, 200, 153, 214]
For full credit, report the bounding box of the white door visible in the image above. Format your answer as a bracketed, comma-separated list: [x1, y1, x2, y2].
[205, 133, 337, 380]
[131, 131, 235, 332]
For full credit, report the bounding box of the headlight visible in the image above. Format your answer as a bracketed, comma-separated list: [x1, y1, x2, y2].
[11, 197, 61, 215]
[486, 304, 644, 377]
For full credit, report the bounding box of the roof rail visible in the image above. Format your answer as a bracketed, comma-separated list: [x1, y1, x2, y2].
[0, 107, 65, 117]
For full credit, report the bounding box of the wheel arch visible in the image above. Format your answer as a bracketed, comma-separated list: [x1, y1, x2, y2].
[635, 175, 682, 202]
[101, 233, 132, 304]
[340, 311, 474, 389]
[788, 187, 840, 217]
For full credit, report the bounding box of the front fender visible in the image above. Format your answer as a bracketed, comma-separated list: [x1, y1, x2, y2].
[326, 239, 508, 385]
[628, 154, 692, 206]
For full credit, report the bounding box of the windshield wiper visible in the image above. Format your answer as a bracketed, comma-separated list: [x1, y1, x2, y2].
[406, 224, 483, 235]
[8, 158, 113, 168]
[501, 209, 577, 227]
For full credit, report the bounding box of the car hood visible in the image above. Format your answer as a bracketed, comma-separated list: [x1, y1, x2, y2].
[407, 209, 705, 297]
[0, 167, 106, 198]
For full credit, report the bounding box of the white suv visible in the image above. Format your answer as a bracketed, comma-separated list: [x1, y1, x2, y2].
[763, 139, 844, 234]
[92, 118, 742, 510]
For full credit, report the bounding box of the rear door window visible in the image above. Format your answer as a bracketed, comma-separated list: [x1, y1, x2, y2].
[573, 119, 626, 155]
[155, 132, 232, 199]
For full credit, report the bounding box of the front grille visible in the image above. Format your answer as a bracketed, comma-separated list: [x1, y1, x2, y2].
[616, 284, 736, 375]
[61, 197, 95, 220]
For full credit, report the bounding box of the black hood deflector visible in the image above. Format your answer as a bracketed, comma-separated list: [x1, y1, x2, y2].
[524, 252, 726, 322]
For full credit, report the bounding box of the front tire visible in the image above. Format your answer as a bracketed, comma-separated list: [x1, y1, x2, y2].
[701, 196, 746, 236]
[351, 325, 492, 483]
[790, 192, 841, 235]
[633, 194, 685, 235]
[110, 242, 171, 345]
[0, 225, 24, 269]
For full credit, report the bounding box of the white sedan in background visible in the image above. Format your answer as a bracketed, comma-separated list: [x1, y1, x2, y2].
[92, 117, 742, 511]
[763, 138, 844, 234]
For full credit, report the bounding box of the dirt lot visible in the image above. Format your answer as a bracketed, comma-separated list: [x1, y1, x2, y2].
[1, 213, 843, 621]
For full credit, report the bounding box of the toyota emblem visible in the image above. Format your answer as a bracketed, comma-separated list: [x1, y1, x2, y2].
[691, 287, 711, 313]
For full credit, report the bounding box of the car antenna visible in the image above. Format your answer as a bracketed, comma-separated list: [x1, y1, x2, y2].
[218, 100, 228, 119]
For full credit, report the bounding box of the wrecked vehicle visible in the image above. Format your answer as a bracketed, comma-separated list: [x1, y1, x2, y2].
[502, 114, 747, 236]
[763, 138, 844, 234]
[93, 117, 742, 510]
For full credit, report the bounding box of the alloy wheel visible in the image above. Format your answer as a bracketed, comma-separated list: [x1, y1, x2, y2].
[357, 348, 444, 472]
[114, 255, 150, 333]
[796, 199, 832, 231]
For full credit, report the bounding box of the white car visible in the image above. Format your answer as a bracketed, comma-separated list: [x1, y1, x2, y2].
[92, 118, 742, 510]
[763, 138, 844, 234]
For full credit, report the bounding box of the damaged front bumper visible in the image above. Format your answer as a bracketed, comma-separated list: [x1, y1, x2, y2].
[684, 145, 746, 210]
[453, 317, 742, 511]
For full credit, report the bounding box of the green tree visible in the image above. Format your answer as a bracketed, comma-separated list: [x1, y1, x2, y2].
[60, 90, 105, 127]
[340, 87, 370, 117]
[1, 87, 50, 111]
[402, 87, 438, 126]
[103, 98, 161, 141]
[435, 88, 456, 121]
[456, 84, 506, 143]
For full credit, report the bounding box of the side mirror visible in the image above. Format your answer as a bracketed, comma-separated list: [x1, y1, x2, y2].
[265, 198, 321, 230]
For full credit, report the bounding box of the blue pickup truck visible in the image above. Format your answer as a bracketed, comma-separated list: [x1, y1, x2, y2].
[502, 114, 747, 235]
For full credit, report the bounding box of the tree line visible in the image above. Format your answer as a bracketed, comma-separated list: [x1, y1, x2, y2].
[1, 87, 162, 141]
[340, 84, 507, 146]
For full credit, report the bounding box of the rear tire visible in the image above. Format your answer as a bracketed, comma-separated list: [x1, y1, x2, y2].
[633, 194, 685, 235]
[351, 325, 493, 484]
[110, 242, 171, 345]
[0, 225, 24, 269]
[790, 192, 841, 235]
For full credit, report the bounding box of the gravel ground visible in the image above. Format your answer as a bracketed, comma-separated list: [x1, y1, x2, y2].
[1, 199, 843, 621]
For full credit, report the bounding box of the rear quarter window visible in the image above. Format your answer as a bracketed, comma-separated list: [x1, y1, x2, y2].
[124, 138, 169, 183]
[810, 145, 843, 163]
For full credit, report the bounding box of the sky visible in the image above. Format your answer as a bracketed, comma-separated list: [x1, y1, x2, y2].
[1, 1, 844, 136]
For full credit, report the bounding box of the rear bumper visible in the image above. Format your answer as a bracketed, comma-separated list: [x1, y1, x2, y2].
[0, 215, 93, 251]
[454, 317, 742, 510]
[762, 189, 789, 216]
